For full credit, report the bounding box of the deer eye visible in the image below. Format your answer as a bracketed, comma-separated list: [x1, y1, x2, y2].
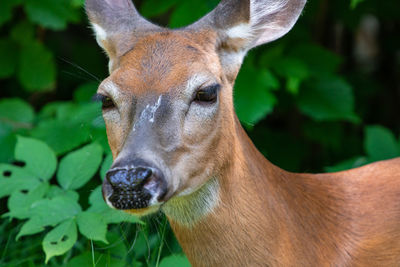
[93, 93, 115, 109]
[194, 84, 220, 103]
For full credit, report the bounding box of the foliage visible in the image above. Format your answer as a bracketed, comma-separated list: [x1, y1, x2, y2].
[0, 0, 399, 266]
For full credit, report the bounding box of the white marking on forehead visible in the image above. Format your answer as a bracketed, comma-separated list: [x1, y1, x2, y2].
[92, 23, 107, 42]
[133, 95, 163, 131]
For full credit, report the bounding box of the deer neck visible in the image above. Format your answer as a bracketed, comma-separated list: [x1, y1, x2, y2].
[164, 119, 292, 266]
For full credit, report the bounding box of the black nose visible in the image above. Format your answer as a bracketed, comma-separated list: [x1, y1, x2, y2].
[104, 160, 167, 210]
[106, 167, 153, 189]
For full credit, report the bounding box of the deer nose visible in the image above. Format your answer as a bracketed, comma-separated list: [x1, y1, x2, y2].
[103, 160, 167, 210]
[106, 167, 152, 189]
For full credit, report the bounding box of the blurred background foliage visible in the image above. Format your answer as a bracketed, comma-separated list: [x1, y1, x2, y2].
[0, 0, 399, 266]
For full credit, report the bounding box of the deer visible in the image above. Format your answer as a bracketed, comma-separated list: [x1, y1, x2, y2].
[85, 0, 400, 266]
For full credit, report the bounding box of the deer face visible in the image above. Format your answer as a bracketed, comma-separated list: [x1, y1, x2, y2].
[96, 31, 235, 214]
[86, 0, 305, 215]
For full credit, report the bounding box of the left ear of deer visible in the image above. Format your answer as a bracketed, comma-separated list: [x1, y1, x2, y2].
[85, 0, 161, 72]
[190, 0, 306, 80]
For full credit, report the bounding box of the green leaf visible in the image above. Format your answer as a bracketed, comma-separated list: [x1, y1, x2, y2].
[6, 182, 49, 220]
[0, 98, 34, 124]
[0, 0, 21, 26]
[43, 219, 78, 263]
[325, 156, 368, 172]
[15, 136, 57, 181]
[88, 186, 143, 224]
[364, 125, 400, 162]
[0, 164, 41, 198]
[0, 39, 18, 78]
[298, 76, 360, 122]
[100, 153, 113, 181]
[76, 212, 108, 244]
[289, 44, 342, 75]
[234, 66, 278, 126]
[273, 57, 310, 94]
[17, 195, 82, 239]
[24, 0, 80, 30]
[30, 119, 91, 155]
[18, 41, 56, 91]
[57, 143, 103, 190]
[159, 254, 191, 267]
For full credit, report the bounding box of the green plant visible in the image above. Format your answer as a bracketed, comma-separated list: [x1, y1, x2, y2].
[0, 0, 399, 265]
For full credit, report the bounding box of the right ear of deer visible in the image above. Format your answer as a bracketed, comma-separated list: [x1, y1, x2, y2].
[189, 0, 306, 81]
[85, 0, 161, 72]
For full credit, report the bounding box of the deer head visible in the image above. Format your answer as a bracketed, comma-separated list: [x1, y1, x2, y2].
[86, 0, 306, 217]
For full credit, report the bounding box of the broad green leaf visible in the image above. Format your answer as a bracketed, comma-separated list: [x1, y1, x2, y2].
[234, 66, 278, 126]
[6, 182, 49, 220]
[159, 254, 191, 267]
[0, 98, 34, 124]
[43, 219, 77, 263]
[30, 119, 91, 155]
[76, 212, 108, 244]
[100, 153, 113, 181]
[325, 156, 368, 172]
[17, 195, 82, 239]
[298, 76, 359, 122]
[15, 136, 57, 181]
[0, 39, 18, 78]
[0, 164, 41, 198]
[289, 44, 342, 75]
[0, 0, 21, 26]
[88, 186, 143, 224]
[364, 125, 400, 162]
[46, 186, 79, 202]
[57, 143, 103, 190]
[18, 41, 56, 91]
[24, 0, 80, 30]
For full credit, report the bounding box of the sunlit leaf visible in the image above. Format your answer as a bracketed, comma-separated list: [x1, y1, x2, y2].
[57, 143, 103, 190]
[43, 219, 77, 263]
[15, 136, 57, 181]
[76, 212, 108, 244]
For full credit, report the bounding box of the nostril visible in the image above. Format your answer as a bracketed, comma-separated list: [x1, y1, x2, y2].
[135, 167, 152, 182]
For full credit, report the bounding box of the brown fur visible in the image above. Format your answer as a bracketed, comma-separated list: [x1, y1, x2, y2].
[170, 123, 400, 266]
[86, 0, 400, 266]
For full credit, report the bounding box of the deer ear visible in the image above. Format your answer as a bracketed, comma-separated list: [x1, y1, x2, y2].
[85, 0, 160, 72]
[191, 0, 306, 81]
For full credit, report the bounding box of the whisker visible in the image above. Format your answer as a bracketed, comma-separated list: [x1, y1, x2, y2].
[58, 57, 101, 82]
